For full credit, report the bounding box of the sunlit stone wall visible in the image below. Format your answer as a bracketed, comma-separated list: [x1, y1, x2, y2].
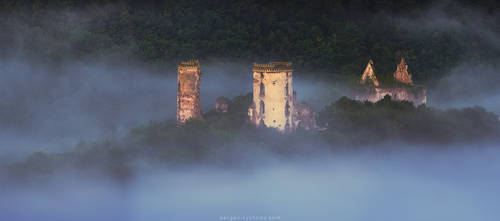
[248, 62, 295, 132]
[354, 58, 426, 106]
[360, 59, 380, 87]
[177, 60, 202, 125]
[393, 58, 413, 84]
[355, 87, 427, 105]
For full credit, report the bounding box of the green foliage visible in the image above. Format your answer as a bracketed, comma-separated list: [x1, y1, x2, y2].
[3, 95, 499, 183]
[203, 93, 253, 130]
[1, 0, 498, 81]
[318, 96, 500, 145]
[1, 0, 500, 181]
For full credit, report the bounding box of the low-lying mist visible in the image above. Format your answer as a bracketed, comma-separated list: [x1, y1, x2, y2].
[1, 145, 499, 221]
[429, 63, 500, 115]
[0, 57, 347, 158]
[0, 59, 174, 156]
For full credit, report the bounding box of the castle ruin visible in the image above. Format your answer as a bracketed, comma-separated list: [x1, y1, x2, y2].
[248, 62, 295, 132]
[354, 58, 426, 105]
[393, 58, 413, 84]
[177, 60, 202, 125]
[360, 60, 380, 87]
[296, 102, 318, 130]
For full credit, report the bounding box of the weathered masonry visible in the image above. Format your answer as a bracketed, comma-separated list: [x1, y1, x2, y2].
[177, 60, 202, 125]
[248, 62, 295, 132]
[354, 58, 426, 106]
[360, 59, 380, 87]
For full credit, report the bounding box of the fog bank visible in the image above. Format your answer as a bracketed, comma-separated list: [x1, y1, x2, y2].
[1, 146, 499, 221]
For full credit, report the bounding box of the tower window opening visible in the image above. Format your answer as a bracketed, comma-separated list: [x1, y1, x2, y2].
[260, 82, 265, 96]
[285, 82, 289, 96]
[285, 101, 290, 117]
[260, 100, 265, 114]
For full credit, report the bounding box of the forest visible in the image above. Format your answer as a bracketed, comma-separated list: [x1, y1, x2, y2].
[1, 2, 500, 220]
[1, 0, 499, 182]
[2, 95, 499, 182]
[0, 0, 499, 84]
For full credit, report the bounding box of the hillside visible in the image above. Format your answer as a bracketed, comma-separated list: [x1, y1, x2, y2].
[1, 0, 499, 83]
[2, 95, 499, 182]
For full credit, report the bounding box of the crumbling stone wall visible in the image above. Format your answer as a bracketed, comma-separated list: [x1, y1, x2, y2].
[354, 59, 426, 106]
[360, 59, 379, 87]
[248, 62, 295, 132]
[393, 58, 413, 84]
[177, 60, 202, 125]
[296, 102, 318, 130]
[356, 87, 426, 105]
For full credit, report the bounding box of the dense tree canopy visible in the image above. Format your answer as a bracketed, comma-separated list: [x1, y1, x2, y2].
[0, 0, 499, 83]
[1, 0, 499, 182]
[2, 95, 499, 182]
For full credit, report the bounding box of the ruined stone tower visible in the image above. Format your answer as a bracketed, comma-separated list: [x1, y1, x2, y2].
[360, 59, 379, 87]
[248, 62, 295, 132]
[393, 58, 413, 84]
[177, 60, 202, 125]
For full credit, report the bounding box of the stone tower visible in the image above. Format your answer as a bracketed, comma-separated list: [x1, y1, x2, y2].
[248, 62, 295, 132]
[393, 58, 413, 84]
[177, 60, 202, 125]
[360, 59, 379, 87]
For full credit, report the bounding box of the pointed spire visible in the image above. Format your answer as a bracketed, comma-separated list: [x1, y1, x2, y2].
[393, 57, 413, 84]
[360, 59, 379, 87]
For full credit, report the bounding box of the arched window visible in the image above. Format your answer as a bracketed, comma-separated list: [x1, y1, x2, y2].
[260, 82, 265, 96]
[260, 100, 265, 114]
[285, 101, 290, 116]
[285, 82, 289, 96]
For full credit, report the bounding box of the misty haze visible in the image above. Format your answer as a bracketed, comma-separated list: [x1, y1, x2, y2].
[1, 1, 500, 221]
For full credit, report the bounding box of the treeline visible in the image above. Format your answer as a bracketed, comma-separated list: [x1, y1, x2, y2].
[319, 96, 500, 145]
[1, 0, 499, 82]
[2, 95, 499, 182]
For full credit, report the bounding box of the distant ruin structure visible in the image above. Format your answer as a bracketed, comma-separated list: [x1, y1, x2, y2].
[354, 58, 426, 105]
[393, 58, 413, 84]
[177, 60, 202, 125]
[360, 60, 380, 87]
[215, 96, 229, 113]
[248, 62, 295, 132]
[296, 102, 318, 130]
